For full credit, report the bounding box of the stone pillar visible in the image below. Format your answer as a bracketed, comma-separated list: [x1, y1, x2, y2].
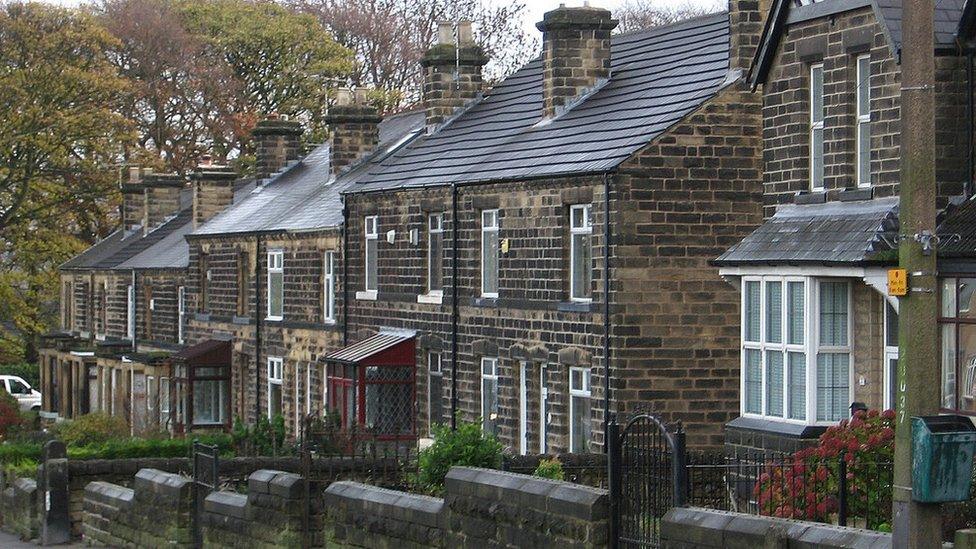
[537, 5, 618, 119]
[327, 89, 382, 175]
[141, 173, 184, 235]
[191, 156, 237, 229]
[252, 115, 303, 181]
[421, 20, 488, 129]
[39, 440, 69, 545]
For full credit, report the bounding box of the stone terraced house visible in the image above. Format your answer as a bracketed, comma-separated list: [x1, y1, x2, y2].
[716, 0, 976, 455]
[38, 1, 765, 452]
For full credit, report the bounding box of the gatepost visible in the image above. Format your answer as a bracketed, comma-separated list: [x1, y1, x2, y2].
[38, 440, 70, 545]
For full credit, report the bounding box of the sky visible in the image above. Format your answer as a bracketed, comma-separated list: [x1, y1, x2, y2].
[499, 0, 719, 35]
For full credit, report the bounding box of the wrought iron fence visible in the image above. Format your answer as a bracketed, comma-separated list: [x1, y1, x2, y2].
[686, 451, 894, 531]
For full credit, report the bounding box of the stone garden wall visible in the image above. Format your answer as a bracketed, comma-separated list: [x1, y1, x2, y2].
[201, 470, 308, 548]
[0, 475, 38, 541]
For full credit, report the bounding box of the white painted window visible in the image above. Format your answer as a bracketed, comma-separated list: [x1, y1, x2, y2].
[111, 368, 118, 415]
[481, 210, 499, 297]
[519, 361, 528, 455]
[267, 251, 284, 320]
[365, 216, 378, 292]
[126, 285, 135, 340]
[569, 366, 592, 453]
[428, 352, 443, 435]
[267, 357, 283, 419]
[481, 357, 499, 435]
[883, 301, 899, 411]
[810, 63, 825, 191]
[295, 363, 301, 438]
[177, 286, 185, 344]
[570, 204, 593, 301]
[147, 376, 155, 413]
[741, 277, 852, 424]
[428, 214, 444, 295]
[160, 377, 170, 428]
[323, 252, 335, 323]
[856, 55, 872, 188]
[539, 363, 548, 453]
[193, 367, 227, 426]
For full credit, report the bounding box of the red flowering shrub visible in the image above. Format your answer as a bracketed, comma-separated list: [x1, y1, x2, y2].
[754, 409, 895, 529]
[0, 391, 24, 441]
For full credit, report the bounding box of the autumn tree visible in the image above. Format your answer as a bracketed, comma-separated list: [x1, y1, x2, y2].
[0, 2, 131, 362]
[296, 0, 538, 113]
[614, 0, 721, 34]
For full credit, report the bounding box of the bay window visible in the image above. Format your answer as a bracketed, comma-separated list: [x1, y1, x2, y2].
[570, 204, 593, 301]
[481, 210, 499, 297]
[267, 251, 284, 320]
[938, 278, 976, 414]
[810, 63, 825, 191]
[741, 277, 851, 423]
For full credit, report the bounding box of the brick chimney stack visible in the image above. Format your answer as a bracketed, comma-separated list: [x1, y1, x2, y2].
[421, 20, 488, 130]
[191, 154, 237, 229]
[537, 4, 618, 119]
[252, 114, 303, 180]
[141, 173, 184, 235]
[121, 166, 148, 233]
[326, 88, 382, 175]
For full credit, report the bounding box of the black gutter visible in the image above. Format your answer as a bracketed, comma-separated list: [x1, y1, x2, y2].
[969, 50, 975, 197]
[343, 202, 350, 346]
[131, 269, 138, 353]
[254, 234, 263, 423]
[450, 182, 459, 431]
[602, 172, 612, 451]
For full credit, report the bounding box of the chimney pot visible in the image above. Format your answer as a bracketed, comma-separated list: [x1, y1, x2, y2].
[128, 166, 141, 183]
[336, 88, 353, 106]
[200, 154, 213, 167]
[458, 20, 474, 45]
[437, 21, 454, 45]
[354, 88, 369, 105]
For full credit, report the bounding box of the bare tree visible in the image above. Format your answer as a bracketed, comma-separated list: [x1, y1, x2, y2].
[613, 0, 722, 34]
[296, 0, 538, 113]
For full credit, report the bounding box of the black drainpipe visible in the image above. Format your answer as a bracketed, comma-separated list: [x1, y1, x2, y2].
[254, 234, 262, 423]
[602, 172, 612, 452]
[342, 203, 350, 346]
[450, 182, 459, 431]
[131, 269, 138, 353]
[968, 50, 974, 197]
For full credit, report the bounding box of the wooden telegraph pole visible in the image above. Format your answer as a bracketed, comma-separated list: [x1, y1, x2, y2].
[892, 0, 942, 542]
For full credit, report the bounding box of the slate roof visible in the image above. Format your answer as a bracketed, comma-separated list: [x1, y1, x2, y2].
[750, 0, 966, 88]
[192, 110, 425, 237]
[352, 12, 732, 192]
[937, 197, 976, 257]
[715, 198, 899, 266]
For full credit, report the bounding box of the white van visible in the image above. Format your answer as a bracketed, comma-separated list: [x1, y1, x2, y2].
[0, 375, 41, 412]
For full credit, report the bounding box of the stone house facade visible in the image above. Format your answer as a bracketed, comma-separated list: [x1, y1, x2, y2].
[716, 0, 976, 454]
[39, 2, 766, 452]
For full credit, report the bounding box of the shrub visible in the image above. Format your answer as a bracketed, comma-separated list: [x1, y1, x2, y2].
[4, 458, 38, 479]
[533, 458, 565, 481]
[754, 409, 895, 529]
[0, 391, 24, 441]
[418, 419, 503, 491]
[52, 413, 129, 447]
[231, 415, 289, 456]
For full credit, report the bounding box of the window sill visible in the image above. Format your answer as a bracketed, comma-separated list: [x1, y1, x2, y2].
[795, 191, 827, 205]
[356, 290, 377, 301]
[417, 293, 443, 305]
[471, 296, 498, 308]
[558, 301, 594, 313]
[194, 312, 210, 322]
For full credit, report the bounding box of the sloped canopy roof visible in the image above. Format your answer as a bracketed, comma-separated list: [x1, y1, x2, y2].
[324, 331, 415, 365]
[715, 198, 899, 266]
[353, 12, 732, 192]
[173, 339, 230, 366]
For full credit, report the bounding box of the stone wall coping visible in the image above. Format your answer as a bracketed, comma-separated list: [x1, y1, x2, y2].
[84, 481, 134, 508]
[269, 471, 303, 500]
[325, 481, 444, 528]
[445, 466, 609, 521]
[204, 490, 248, 519]
[247, 469, 279, 494]
[13, 477, 37, 494]
[661, 507, 892, 548]
[133, 468, 191, 502]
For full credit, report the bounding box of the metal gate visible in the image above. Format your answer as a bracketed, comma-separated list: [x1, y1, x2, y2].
[191, 441, 219, 548]
[608, 412, 686, 549]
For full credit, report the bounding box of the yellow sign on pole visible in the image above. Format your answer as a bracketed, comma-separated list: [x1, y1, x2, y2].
[888, 268, 908, 296]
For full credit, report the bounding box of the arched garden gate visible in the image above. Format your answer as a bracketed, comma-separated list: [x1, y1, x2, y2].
[607, 412, 687, 549]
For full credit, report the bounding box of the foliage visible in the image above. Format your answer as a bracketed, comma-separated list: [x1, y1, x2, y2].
[4, 458, 38, 479]
[0, 433, 233, 468]
[754, 409, 895, 529]
[614, 0, 722, 33]
[0, 391, 25, 441]
[0, 363, 39, 388]
[51, 412, 130, 447]
[232, 415, 289, 456]
[533, 457, 565, 481]
[418, 419, 503, 491]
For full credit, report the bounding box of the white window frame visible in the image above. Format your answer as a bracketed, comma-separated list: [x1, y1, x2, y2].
[740, 276, 853, 426]
[569, 366, 592, 453]
[147, 376, 155, 413]
[810, 63, 825, 192]
[428, 352, 442, 435]
[364, 216, 378, 294]
[569, 204, 593, 302]
[428, 213, 444, 296]
[323, 252, 335, 323]
[480, 357, 499, 433]
[177, 286, 185, 344]
[306, 361, 312, 415]
[481, 210, 499, 298]
[539, 363, 548, 453]
[267, 251, 284, 321]
[126, 285, 135, 340]
[519, 361, 528, 455]
[160, 376, 170, 429]
[294, 363, 301, 438]
[883, 300, 899, 411]
[855, 54, 872, 188]
[267, 357, 283, 419]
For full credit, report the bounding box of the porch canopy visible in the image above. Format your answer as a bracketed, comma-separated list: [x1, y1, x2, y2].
[173, 339, 231, 429]
[323, 330, 416, 440]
